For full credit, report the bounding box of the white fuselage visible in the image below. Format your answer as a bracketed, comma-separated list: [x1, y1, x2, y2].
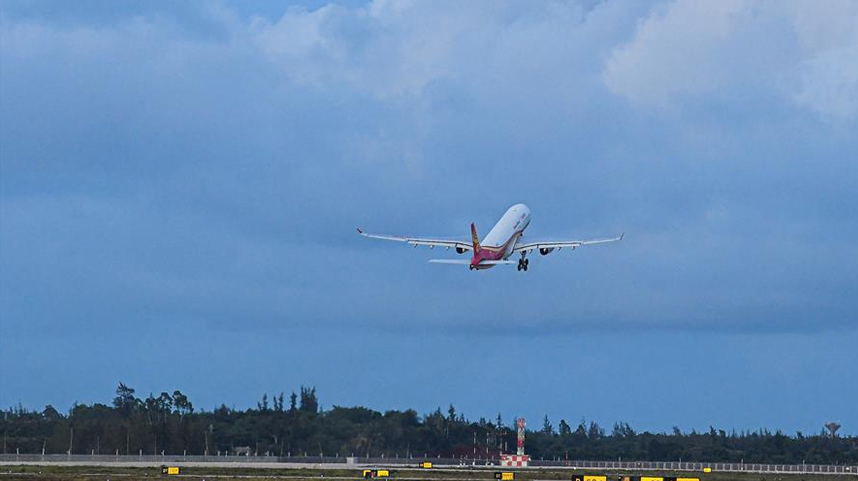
[473, 204, 531, 266]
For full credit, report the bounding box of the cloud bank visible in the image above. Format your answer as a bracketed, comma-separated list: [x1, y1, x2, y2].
[2, 0, 857, 433]
[604, 0, 858, 119]
[2, 0, 857, 338]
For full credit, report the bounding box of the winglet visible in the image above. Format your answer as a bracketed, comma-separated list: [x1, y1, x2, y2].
[470, 222, 481, 254]
[357, 227, 364, 235]
[620, 232, 625, 240]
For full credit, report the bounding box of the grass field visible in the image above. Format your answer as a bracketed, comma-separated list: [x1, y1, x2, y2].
[0, 465, 856, 481]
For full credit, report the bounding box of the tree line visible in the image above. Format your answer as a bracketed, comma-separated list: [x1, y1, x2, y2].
[1, 383, 855, 465]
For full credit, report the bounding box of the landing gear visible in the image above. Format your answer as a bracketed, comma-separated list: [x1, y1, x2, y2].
[517, 254, 529, 272]
[469, 264, 475, 271]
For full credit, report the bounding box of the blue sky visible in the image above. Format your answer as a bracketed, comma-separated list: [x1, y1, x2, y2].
[1, 0, 856, 436]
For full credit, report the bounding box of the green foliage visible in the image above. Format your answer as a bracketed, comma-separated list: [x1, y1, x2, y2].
[1, 383, 856, 464]
[542, 415, 554, 435]
[299, 387, 318, 414]
[558, 419, 571, 436]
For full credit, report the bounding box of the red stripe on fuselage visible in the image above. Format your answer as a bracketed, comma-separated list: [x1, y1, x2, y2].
[471, 230, 523, 267]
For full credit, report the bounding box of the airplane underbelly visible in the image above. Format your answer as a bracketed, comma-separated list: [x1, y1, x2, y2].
[504, 239, 517, 257]
[503, 232, 522, 258]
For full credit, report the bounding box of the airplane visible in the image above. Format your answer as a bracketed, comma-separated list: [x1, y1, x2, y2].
[357, 203, 623, 271]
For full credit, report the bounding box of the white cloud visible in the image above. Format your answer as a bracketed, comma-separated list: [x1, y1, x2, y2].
[250, 1, 607, 100]
[3, 0, 857, 338]
[794, 45, 858, 120]
[252, 2, 465, 97]
[603, 0, 858, 120]
[604, 0, 746, 105]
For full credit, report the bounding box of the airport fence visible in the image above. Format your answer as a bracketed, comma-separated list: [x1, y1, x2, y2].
[0, 454, 855, 475]
[531, 459, 858, 475]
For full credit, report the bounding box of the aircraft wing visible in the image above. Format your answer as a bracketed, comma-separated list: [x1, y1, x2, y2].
[513, 232, 624, 254]
[357, 228, 474, 252]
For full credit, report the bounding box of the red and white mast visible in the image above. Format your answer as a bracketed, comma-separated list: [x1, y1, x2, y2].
[500, 417, 529, 467]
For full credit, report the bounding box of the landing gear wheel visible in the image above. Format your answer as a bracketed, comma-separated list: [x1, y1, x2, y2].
[469, 264, 475, 271]
[518, 252, 529, 272]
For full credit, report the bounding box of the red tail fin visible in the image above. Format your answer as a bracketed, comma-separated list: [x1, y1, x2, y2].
[470, 222, 481, 254]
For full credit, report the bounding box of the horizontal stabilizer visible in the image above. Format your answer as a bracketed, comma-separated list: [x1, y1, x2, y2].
[428, 259, 518, 266]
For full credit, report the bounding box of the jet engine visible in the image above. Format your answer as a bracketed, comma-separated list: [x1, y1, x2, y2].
[539, 247, 555, 256]
[456, 246, 467, 254]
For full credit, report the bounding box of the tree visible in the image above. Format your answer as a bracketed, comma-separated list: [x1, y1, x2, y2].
[113, 383, 138, 417]
[427, 408, 445, 434]
[447, 405, 456, 422]
[289, 392, 297, 412]
[5, 384, 858, 464]
[612, 422, 635, 438]
[575, 419, 587, 437]
[299, 387, 318, 414]
[42, 405, 61, 421]
[172, 391, 193, 417]
[157, 392, 173, 420]
[588, 421, 604, 439]
[144, 394, 158, 424]
[542, 415, 554, 435]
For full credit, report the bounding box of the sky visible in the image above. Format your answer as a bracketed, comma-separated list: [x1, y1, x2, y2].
[1, 0, 857, 436]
